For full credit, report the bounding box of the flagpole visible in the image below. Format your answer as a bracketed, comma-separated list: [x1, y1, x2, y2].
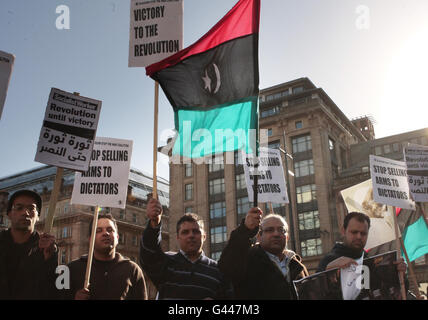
[153, 81, 159, 199]
[399, 236, 422, 299]
[392, 206, 407, 300]
[84, 205, 100, 290]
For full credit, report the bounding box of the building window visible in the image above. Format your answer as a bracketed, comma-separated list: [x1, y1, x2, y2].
[301, 238, 322, 257]
[328, 138, 335, 151]
[132, 235, 138, 247]
[211, 251, 222, 261]
[268, 140, 281, 150]
[60, 249, 67, 264]
[261, 106, 281, 118]
[383, 144, 391, 154]
[185, 184, 193, 200]
[64, 202, 69, 214]
[294, 159, 314, 178]
[392, 143, 400, 152]
[236, 196, 250, 222]
[185, 206, 193, 213]
[185, 163, 192, 177]
[209, 201, 226, 219]
[208, 155, 224, 172]
[119, 210, 125, 220]
[209, 178, 225, 196]
[235, 174, 246, 191]
[296, 184, 317, 204]
[375, 146, 382, 155]
[295, 121, 303, 129]
[119, 233, 125, 245]
[210, 226, 227, 245]
[292, 86, 304, 94]
[132, 213, 137, 223]
[292, 135, 312, 153]
[267, 129, 273, 137]
[298, 210, 320, 231]
[59, 226, 71, 239]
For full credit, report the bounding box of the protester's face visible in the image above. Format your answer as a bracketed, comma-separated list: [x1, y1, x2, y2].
[8, 195, 39, 232]
[342, 218, 369, 252]
[176, 221, 205, 256]
[94, 218, 118, 254]
[258, 217, 288, 255]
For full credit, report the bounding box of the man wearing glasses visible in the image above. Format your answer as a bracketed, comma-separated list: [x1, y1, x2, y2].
[0, 190, 58, 299]
[219, 208, 308, 299]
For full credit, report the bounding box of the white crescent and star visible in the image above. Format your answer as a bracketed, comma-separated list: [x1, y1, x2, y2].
[202, 63, 221, 94]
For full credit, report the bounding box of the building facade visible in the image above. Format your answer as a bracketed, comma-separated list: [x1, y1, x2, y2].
[168, 77, 428, 292]
[0, 165, 170, 299]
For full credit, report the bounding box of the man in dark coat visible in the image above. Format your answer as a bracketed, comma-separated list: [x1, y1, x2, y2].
[66, 213, 147, 300]
[218, 208, 308, 299]
[0, 190, 58, 300]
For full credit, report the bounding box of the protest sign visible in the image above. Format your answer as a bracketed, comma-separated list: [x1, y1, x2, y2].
[0, 50, 15, 120]
[129, 0, 183, 67]
[243, 147, 289, 204]
[369, 155, 415, 210]
[34, 88, 102, 171]
[71, 137, 133, 209]
[341, 179, 397, 249]
[293, 251, 400, 300]
[404, 143, 428, 202]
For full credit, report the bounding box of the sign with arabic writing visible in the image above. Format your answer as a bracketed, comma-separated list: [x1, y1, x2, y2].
[404, 143, 428, 202]
[34, 88, 102, 171]
[71, 137, 133, 209]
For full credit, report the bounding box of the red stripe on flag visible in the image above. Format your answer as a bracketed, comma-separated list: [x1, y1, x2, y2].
[396, 207, 402, 216]
[146, 0, 260, 76]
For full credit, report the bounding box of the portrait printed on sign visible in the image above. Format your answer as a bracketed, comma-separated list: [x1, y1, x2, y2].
[341, 179, 396, 250]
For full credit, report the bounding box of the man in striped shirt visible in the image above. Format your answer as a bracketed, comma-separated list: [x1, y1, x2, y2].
[140, 197, 233, 300]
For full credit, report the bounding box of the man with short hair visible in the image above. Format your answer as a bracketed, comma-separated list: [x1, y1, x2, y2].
[67, 213, 147, 300]
[0, 190, 58, 299]
[317, 211, 408, 300]
[218, 208, 308, 299]
[140, 197, 233, 299]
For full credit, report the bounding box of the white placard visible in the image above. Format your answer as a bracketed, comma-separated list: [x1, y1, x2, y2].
[71, 137, 133, 209]
[404, 143, 428, 202]
[34, 88, 102, 171]
[243, 147, 289, 204]
[0, 50, 15, 120]
[129, 0, 183, 68]
[341, 179, 398, 249]
[369, 155, 415, 210]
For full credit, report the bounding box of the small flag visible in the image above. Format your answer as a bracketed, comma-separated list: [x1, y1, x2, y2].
[146, 0, 260, 159]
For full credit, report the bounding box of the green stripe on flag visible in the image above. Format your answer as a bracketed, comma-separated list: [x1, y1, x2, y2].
[173, 97, 258, 158]
[402, 216, 428, 262]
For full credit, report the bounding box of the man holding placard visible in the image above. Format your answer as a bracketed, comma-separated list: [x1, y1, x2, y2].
[317, 211, 408, 299]
[140, 197, 233, 299]
[218, 208, 308, 299]
[0, 190, 58, 299]
[65, 214, 147, 300]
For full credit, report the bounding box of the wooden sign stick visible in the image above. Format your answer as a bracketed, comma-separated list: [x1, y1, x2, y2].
[392, 206, 407, 300]
[43, 166, 64, 233]
[84, 205, 100, 290]
[153, 81, 159, 199]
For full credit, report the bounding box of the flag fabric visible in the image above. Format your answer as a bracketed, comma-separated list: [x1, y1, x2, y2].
[146, 0, 260, 159]
[368, 206, 428, 262]
[396, 207, 428, 262]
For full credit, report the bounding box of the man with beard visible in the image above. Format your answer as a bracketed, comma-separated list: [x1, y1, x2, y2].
[140, 197, 233, 299]
[218, 209, 308, 299]
[66, 214, 147, 300]
[317, 211, 407, 300]
[0, 190, 58, 299]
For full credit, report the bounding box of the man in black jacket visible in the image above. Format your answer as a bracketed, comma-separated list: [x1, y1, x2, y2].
[0, 190, 58, 300]
[218, 207, 308, 300]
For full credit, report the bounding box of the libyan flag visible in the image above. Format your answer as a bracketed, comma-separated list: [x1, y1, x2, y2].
[146, 0, 260, 159]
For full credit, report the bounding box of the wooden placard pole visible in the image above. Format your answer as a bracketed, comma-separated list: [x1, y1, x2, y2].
[84, 205, 100, 290]
[268, 202, 274, 213]
[392, 206, 407, 300]
[44, 167, 64, 233]
[399, 236, 422, 299]
[153, 81, 159, 199]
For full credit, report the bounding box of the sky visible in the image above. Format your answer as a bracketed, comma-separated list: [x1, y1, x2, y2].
[1, 0, 428, 182]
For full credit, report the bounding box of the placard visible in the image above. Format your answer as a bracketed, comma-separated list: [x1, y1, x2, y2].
[404, 143, 428, 202]
[0, 50, 15, 120]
